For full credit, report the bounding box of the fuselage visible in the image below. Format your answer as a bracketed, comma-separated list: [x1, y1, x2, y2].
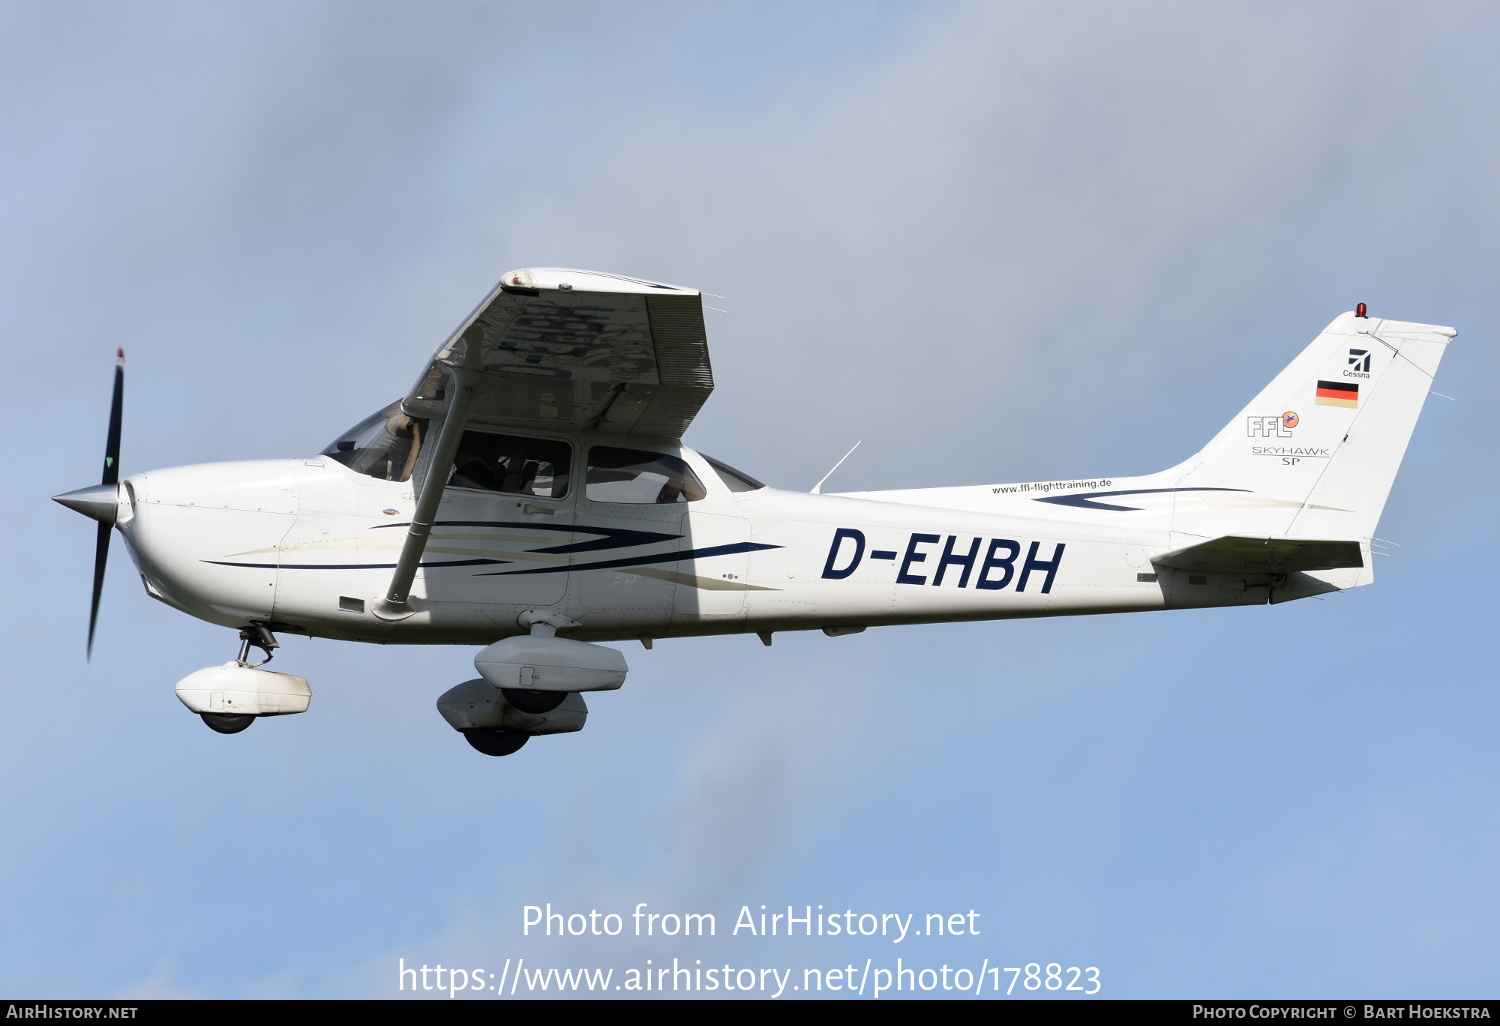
[53, 284, 1446, 756]
[114, 432, 1285, 648]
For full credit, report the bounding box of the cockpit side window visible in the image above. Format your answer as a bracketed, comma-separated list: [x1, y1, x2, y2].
[321, 402, 425, 482]
[448, 432, 571, 498]
[701, 454, 766, 493]
[586, 446, 707, 504]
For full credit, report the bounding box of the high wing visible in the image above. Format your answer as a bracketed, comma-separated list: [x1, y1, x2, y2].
[401, 267, 713, 439]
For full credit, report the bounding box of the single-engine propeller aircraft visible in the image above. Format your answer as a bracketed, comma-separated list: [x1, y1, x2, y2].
[55, 270, 1453, 756]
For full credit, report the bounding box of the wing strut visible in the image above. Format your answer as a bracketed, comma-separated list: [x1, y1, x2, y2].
[373, 363, 478, 620]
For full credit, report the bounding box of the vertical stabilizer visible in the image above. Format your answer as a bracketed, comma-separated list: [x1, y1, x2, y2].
[1166, 312, 1453, 541]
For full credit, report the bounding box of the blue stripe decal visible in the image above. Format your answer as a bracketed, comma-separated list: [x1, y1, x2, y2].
[371, 520, 681, 555]
[205, 522, 747, 573]
[477, 541, 780, 577]
[1034, 487, 1250, 512]
[531, 527, 680, 555]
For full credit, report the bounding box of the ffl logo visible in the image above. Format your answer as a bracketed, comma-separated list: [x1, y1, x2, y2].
[1246, 411, 1299, 438]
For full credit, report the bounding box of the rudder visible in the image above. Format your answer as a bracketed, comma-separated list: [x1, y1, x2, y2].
[1166, 310, 1453, 541]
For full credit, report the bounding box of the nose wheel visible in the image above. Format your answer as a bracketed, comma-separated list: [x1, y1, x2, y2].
[188, 623, 296, 735]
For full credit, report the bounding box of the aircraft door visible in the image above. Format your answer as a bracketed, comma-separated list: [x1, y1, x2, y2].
[418, 430, 575, 609]
[568, 444, 706, 633]
[569, 502, 682, 632]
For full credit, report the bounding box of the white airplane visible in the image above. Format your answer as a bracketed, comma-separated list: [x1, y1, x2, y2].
[54, 269, 1454, 756]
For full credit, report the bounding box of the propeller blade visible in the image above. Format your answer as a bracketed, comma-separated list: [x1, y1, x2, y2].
[89, 349, 123, 659]
[88, 520, 110, 660]
[102, 349, 123, 487]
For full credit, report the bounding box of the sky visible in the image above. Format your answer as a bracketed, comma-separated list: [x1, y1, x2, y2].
[3, 0, 1499, 1000]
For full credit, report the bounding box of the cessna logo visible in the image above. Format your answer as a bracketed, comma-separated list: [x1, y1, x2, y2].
[1345, 348, 1371, 377]
[1246, 412, 1298, 438]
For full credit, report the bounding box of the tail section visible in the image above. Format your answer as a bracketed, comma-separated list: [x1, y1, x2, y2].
[1165, 311, 1453, 541]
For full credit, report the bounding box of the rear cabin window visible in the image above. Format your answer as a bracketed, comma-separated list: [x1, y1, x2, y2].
[322, 402, 425, 482]
[448, 432, 571, 498]
[586, 446, 707, 504]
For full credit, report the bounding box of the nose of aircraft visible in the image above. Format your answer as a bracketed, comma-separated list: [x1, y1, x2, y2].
[53, 483, 120, 525]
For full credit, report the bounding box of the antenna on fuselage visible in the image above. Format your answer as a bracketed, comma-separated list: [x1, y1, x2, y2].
[810, 441, 861, 495]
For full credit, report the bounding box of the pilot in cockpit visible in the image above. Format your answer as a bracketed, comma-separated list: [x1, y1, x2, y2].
[450, 441, 499, 491]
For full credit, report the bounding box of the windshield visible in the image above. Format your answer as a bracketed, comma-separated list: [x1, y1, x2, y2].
[321, 402, 425, 482]
[701, 454, 766, 492]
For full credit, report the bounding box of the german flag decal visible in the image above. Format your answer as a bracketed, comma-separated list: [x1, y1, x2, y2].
[1315, 380, 1359, 408]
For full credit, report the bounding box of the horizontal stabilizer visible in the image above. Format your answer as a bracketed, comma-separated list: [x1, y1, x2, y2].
[1154, 536, 1363, 576]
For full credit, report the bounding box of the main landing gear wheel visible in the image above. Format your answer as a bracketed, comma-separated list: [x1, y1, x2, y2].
[201, 712, 255, 734]
[501, 688, 567, 714]
[462, 728, 529, 757]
